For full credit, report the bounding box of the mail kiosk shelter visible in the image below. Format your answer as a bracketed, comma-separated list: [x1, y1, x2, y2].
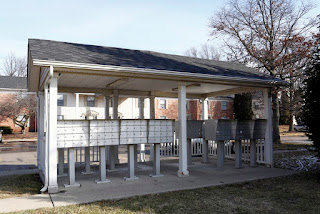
[27, 39, 287, 193]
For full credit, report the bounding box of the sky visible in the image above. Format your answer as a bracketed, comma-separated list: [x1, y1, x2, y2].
[0, 0, 319, 74]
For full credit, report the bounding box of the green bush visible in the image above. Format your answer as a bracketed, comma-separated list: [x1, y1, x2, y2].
[234, 93, 253, 120]
[0, 126, 13, 134]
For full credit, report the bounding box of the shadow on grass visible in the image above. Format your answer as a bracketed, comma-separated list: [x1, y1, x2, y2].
[0, 174, 42, 199]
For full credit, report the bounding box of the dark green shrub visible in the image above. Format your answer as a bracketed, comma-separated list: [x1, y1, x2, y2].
[234, 93, 253, 120]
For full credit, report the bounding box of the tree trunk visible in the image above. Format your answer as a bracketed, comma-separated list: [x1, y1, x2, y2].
[289, 113, 294, 131]
[288, 78, 294, 132]
[272, 91, 281, 144]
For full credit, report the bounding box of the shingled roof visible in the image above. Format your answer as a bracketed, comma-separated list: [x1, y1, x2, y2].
[28, 39, 287, 85]
[0, 76, 27, 89]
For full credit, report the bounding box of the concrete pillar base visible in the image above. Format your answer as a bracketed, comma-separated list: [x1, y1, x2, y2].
[81, 171, 94, 175]
[64, 183, 81, 188]
[95, 179, 111, 184]
[177, 170, 189, 177]
[124, 176, 139, 181]
[47, 186, 59, 194]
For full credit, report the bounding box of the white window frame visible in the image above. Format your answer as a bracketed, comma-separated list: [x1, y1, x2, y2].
[221, 101, 227, 111]
[159, 99, 167, 109]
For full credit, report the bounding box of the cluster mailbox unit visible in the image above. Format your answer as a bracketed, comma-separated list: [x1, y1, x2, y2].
[57, 119, 175, 186]
[201, 119, 267, 169]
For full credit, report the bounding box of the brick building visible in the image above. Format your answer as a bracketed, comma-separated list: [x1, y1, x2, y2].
[0, 76, 36, 133]
[155, 97, 234, 120]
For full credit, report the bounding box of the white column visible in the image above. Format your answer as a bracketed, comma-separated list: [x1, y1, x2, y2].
[37, 93, 45, 170]
[149, 95, 155, 161]
[75, 93, 79, 119]
[48, 72, 58, 193]
[178, 83, 189, 177]
[201, 98, 209, 163]
[110, 91, 119, 169]
[201, 98, 208, 120]
[64, 148, 80, 188]
[96, 146, 110, 184]
[138, 97, 146, 162]
[104, 96, 110, 166]
[264, 88, 273, 167]
[150, 143, 163, 177]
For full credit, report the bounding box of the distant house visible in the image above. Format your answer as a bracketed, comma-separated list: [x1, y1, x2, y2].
[0, 76, 36, 133]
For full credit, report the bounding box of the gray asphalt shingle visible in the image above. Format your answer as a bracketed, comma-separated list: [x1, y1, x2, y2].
[28, 39, 286, 85]
[0, 76, 27, 89]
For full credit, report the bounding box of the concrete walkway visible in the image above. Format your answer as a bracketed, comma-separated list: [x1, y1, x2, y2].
[0, 157, 296, 213]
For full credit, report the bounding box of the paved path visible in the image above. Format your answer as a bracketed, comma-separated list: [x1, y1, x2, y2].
[0, 158, 296, 213]
[280, 135, 312, 145]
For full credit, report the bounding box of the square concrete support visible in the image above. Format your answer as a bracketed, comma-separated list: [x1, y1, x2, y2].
[96, 146, 110, 184]
[150, 143, 163, 177]
[187, 139, 193, 165]
[250, 140, 257, 167]
[202, 139, 209, 163]
[217, 141, 225, 169]
[134, 144, 138, 168]
[149, 94, 155, 162]
[64, 148, 80, 188]
[235, 140, 242, 169]
[82, 147, 94, 175]
[58, 148, 67, 177]
[107, 146, 117, 172]
[124, 145, 139, 180]
[177, 83, 189, 177]
[48, 71, 59, 193]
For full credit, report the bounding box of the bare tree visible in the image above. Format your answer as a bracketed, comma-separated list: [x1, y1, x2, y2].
[0, 93, 36, 134]
[2, 53, 27, 77]
[209, 0, 318, 143]
[184, 46, 199, 58]
[185, 44, 220, 60]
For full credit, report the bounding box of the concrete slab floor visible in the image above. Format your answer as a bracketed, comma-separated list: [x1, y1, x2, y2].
[51, 157, 295, 207]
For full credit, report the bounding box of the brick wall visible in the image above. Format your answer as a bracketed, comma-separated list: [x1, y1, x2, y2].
[155, 98, 234, 120]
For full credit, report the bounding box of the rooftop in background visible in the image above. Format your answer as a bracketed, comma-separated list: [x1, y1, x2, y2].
[28, 39, 287, 86]
[0, 76, 27, 90]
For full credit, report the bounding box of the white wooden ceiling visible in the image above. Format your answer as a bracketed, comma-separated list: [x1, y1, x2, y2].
[58, 73, 238, 95]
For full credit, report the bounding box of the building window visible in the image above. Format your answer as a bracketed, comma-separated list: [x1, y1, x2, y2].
[159, 99, 166, 109]
[87, 96, 95, 107]
[254, 101, 259, 110]
[221, 101, 227, 110]
[159, 116, 167, 119]
[221, 116, 229, 119]
[57, 94, 64, 106]
[186, 100, 190, 109]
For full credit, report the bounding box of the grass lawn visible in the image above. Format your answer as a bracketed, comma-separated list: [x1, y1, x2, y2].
[0, 174, 42, 199]
[273, 143, 310, 151]
[15, 171, 320, 214]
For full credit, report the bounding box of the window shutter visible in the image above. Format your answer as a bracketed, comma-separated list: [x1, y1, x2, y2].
[165, 99, 168, 109]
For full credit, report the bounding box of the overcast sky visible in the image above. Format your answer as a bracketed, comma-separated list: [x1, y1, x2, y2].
[0, 0, 319, 74]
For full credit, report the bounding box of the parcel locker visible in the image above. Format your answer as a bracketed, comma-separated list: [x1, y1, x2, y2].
[235, 120, 255, 140]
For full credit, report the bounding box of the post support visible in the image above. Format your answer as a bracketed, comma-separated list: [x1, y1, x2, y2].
[177, 83, 189, 177]
[202, 139, 209, 163]
[187, 139, 193, 165]
[48, 71, 58, 193]
[217, 141, 225, 169]
[138, 97, 146, 162]
[64, 148, 80, 188]
[104, 96, 110, 166]
[149, 94, 155, 161]
[124, 145, 139, 180]
[82, 147, 94, 174]
[235, 140, 242, 168]
[150, 143, 163, 177]
[96, 146, 110, 184]
[250, 139, 257, 167]
[263, 89, 273, 167]
[58, 148, 67, 177]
